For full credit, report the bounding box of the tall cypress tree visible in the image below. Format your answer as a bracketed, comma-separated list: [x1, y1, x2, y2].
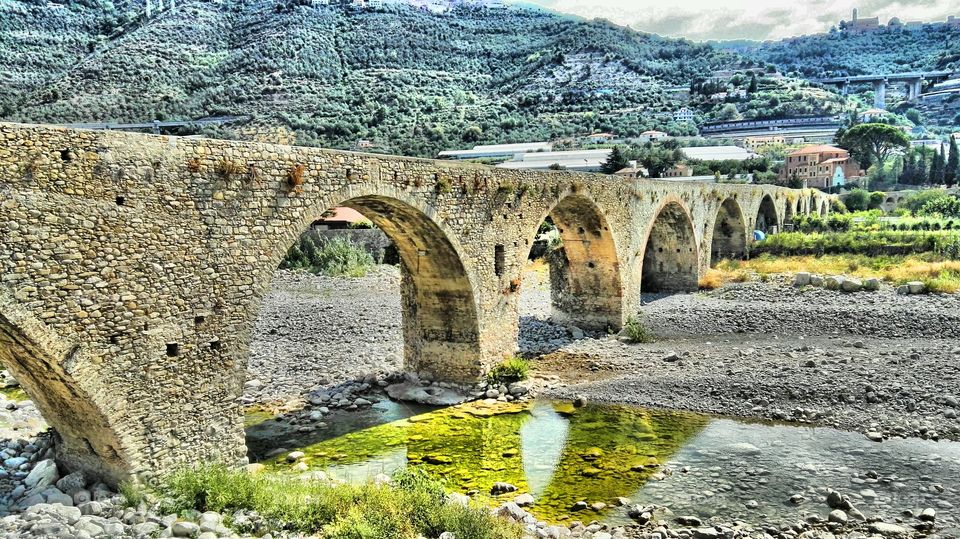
[918, 150, 929, 186]
[930, 147, 943, 186]
[900, 150, 915, 185]
[947, 136, 959, 187]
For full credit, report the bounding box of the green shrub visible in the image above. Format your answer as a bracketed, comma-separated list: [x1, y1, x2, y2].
[119, 481, 147, 507]
[281, 235, 374, 277]
[918, 195, 960, 219]
[753, 230, 960, 259]
[487, 357, 530, 385]
[622, 315, 655, 343]
[844, 188, 870, 212]
[901, 189, 951, 215]
[156, 465, 521, 539]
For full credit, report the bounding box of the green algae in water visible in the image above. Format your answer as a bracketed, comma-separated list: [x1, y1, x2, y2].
[258, 399, 708, 524]
[0, 387, 28, 402]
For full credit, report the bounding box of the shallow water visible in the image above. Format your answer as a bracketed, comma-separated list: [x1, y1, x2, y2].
[247, 399, 960, 528]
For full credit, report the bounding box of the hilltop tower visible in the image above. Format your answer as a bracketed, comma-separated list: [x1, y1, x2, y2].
[852, 8, 858, 22]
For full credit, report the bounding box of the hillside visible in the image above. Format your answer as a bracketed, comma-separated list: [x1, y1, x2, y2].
[723, 25, 960, 78]
[0, 0, 848, 156]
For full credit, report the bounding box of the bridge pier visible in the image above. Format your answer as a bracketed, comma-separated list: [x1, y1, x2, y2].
[873, 78, 887, 109]
[0, 123, 815, 483]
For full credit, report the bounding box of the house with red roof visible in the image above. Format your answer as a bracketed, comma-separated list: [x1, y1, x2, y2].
[781, 145, 862, 189]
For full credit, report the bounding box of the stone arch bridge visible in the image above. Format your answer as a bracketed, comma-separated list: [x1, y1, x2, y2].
[0, 123, 831, 484]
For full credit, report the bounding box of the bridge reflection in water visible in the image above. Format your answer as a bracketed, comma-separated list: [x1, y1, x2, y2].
[247, 399, 709, 523]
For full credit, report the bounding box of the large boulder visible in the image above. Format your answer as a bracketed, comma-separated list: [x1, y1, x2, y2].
[794, 272, 811, 286]
[824, 276, 844, 290]
[840, 278, 862, 293]
[24, 459, 58, 491]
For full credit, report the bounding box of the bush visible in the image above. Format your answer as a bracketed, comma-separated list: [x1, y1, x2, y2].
[281, 235, 374, 277]
[753, 230, 960, 258]
[901, 189, 951, 215]
[918, 195, 960, 219]
[487, 357, 530, 385]
[622, 315, 655, 343]
[844, 188, 870, 211]
[156, 465, 522, 539]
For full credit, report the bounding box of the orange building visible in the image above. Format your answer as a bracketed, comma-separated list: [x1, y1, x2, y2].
[782, 145, 861, 189]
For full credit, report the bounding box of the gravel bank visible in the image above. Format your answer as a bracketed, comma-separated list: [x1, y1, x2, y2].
[540, 276, 960, 443]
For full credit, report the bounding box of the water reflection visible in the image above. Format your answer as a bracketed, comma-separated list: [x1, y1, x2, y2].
[249, 399, 708, 523]
[246, 399, 960, 527]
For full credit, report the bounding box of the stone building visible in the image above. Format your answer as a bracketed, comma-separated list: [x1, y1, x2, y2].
[782, 145, 861, 190]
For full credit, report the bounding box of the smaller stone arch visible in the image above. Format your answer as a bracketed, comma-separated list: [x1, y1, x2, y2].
[640, 201, 699, 293]
[784, 198, 795, 228]
[710, 198, 748, 263]
[756, 194, 779, 233]
[530, 194, 623, 331]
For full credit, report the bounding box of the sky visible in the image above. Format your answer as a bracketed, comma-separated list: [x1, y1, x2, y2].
[522, 0, 959, 41]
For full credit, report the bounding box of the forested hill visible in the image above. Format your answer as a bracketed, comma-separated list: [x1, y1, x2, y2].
[0, 0, 756, 155]
[721, 25, 960, 79]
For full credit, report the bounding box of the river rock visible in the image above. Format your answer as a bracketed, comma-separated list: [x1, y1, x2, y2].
[794, 272, 811, 286]
[24, 459, 58, 490]
[869, 522, 911, 537]
[385, 382, 470, 406]
[495, 502, 528, 522]
[825, 276, 844, 290]
[490, 482, 518, 495]
[841, 278, 862, 292]
[828, 510, 847, 524]
[55, 471, 85, 495]
[513, 493, 534, 506]
[172, 521, 200, 537]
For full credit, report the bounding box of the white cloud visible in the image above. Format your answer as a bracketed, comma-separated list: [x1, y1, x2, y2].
[522, 0, 959, 40]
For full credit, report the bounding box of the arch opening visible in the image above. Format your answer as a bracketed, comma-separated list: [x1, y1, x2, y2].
[0, 301, 129, 485]
[526, 195, 623, 334]
[784, 199, 795, 230]
[641, 202, 699, 293]
[819, 200, 828, 216]
[756, 195, 779, 234]
[265, 195, 482, 383]
[710, 198, 748, 263]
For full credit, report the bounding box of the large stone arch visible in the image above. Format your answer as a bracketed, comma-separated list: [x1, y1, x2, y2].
[756, 194, 779, 233]
[261, 188, 483, 382]
[640, 200, 699, 293]
[529, 194, 623, 331]
[710, 198, 748, 263]
[0, 295, 130, 485]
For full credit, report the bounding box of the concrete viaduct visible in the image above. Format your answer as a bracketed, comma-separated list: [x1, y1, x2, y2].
[0, 123, 831, 484]
[816, 71, 954, 109]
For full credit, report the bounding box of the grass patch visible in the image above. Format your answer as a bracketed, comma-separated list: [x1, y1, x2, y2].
[622, 315, 655, 343]
[151, 466, 521, 539]
[119, 481, 148, 507]
[487, 357, 530, 385]
[713, 253, 960, 292]
[698, 269, 723, 290]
